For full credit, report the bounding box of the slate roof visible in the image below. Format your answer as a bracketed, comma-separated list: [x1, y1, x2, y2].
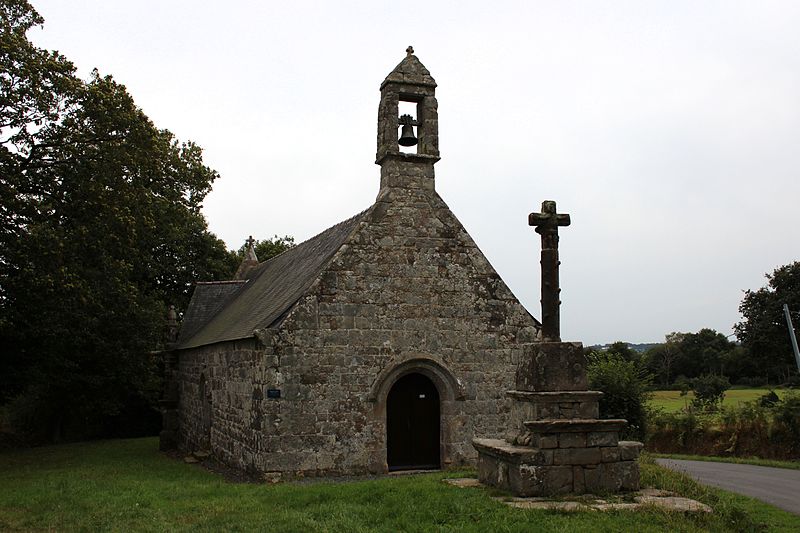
[177, 209, 368, 349]
[177, 281, 246, 345]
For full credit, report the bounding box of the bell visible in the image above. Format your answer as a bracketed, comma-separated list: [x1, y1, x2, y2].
[398, 123, 418, 147]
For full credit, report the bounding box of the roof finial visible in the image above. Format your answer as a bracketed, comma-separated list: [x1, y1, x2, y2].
[406, 45, 414, 56]
[244, 235, 258, 262]
[235, 235, 259, 279]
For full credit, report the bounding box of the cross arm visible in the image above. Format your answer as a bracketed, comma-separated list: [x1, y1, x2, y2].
[528, 212, 571, 228]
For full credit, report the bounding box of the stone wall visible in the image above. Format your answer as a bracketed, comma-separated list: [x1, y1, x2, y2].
[176, 175, 541, 477]
[176, 338, 274, 472]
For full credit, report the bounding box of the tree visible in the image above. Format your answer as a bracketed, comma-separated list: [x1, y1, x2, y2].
[644, 332, 684, 386]
[689, 374, 730, 411]
[719, 345, 760, 384]
[735, 262, 800, 384]
[0, 2, 235, 441]
[583, 341, 641, 365]
[673, 328, 734, 378]
[605, 341, 641, 363]
[1, 0, 80, 270]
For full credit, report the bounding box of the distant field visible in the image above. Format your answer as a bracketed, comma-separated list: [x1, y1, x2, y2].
[649, 388, 788, 412]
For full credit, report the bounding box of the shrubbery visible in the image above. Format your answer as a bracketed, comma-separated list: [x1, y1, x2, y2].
[647, 391, 800, 459]
[758, 390, 780, 407]
[773, 393, 800, 444]
[586, 351, 653, 440]
[690, 374, 730, 411]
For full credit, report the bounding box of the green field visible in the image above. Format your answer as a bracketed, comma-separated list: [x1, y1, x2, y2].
[1, 438, 799, 532]
[649, 388, 787, 412]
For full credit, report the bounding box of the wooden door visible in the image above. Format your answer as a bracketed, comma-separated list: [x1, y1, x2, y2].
[386, 373, 440, 471]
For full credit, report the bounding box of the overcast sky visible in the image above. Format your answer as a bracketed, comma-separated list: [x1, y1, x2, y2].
[28, 1, 800, 345]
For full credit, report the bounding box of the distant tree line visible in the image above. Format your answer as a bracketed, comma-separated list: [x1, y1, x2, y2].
[588, 261, 800, 388]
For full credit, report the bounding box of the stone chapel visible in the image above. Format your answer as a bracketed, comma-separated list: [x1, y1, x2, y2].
[159, 49, 545, 477]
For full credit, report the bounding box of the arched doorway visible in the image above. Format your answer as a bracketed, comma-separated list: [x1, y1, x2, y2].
[386, 373, 440, 471]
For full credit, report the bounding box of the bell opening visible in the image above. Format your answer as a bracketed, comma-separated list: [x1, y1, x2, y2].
[398, 101, 418, 153]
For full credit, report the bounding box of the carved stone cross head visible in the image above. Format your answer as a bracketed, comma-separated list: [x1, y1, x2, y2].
[528, 200, 570, 250]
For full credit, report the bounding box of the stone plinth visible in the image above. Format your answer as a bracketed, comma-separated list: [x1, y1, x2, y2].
[474, 341, 643, 496]
[506, 391, 602, 443]
[474, 438, 641, 496]
[516, 342, 587, 391]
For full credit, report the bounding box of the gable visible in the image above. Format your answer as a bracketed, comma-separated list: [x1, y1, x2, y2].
[177, 210, 368, 349]
[279, 185, 541, 337]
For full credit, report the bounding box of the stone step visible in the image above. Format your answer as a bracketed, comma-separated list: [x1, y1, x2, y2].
[473, 437, 642, 496]
[524, 418, 627, 434]
[507, 390, 603, 402]
[474, 437, 643, 464]
[508, 390, 601, 422]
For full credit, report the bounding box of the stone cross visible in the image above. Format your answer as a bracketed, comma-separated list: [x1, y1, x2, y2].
[406, 46, 414, 56]
[245, 235, 256, 249]
[528, 200, 571, 342]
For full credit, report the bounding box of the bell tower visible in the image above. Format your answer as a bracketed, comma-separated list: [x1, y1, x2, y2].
[376, 47, 440, 193]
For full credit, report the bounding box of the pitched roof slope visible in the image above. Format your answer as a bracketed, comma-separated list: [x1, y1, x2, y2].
[177, 281, 247, 345]
[178, 210, 368, 349]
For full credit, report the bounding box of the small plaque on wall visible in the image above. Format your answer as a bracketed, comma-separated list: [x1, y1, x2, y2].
[267, 389, 281, 399]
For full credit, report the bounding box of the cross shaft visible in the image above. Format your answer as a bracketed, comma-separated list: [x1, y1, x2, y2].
[528, 200, 571, 341]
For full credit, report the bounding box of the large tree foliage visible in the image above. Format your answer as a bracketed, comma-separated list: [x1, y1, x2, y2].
[0, 1, 237, 441]
[672, 328, 735, 378]
[735, 262, 800, 383]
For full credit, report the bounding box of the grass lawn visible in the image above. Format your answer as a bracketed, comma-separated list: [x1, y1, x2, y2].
[1, 439, 799, 531]
[649, 388, 787, 412]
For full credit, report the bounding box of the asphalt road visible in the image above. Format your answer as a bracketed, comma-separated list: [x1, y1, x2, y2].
[656, 458, 800, 515]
